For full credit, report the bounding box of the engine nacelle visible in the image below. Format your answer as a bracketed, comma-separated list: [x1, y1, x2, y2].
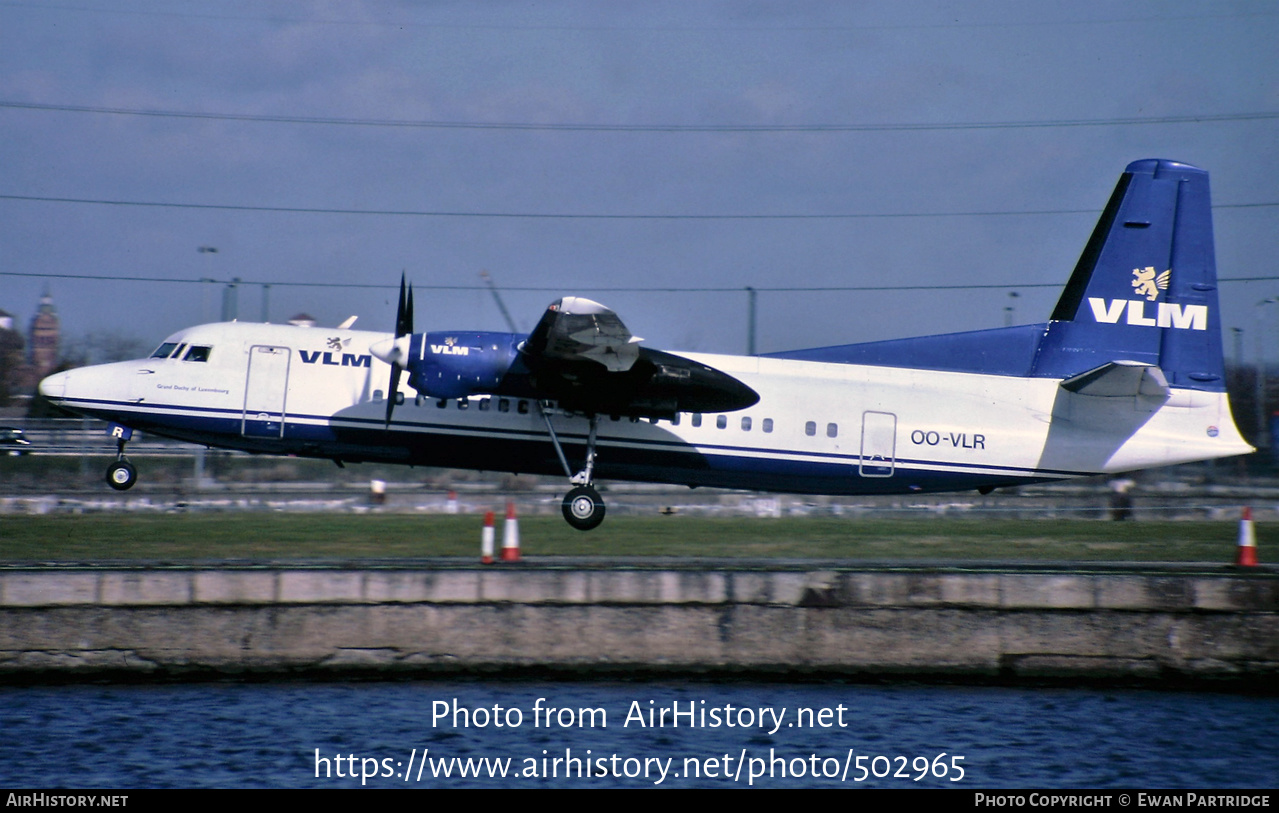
[405, 331, 521, 399]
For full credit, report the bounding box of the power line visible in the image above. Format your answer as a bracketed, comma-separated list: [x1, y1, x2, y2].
[3, 269, 1278, 293]
[3, 2, 1275, 31]
[4, 100, 1278, 133]
[0, 193, 1093, 219]
[2, 193, 1275, 220]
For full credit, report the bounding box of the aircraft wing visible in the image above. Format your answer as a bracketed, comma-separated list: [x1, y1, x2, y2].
[387, 294, 758, 417]
[522, 297, 644, 372]
[514, 297, 758, 417]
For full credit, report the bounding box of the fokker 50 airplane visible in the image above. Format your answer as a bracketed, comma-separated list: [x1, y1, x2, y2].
[39, 159, 1253, 529]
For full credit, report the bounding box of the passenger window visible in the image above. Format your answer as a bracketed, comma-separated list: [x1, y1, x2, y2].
[499, 399, 510, 413]
[183, 346, 212, 362]
[827, 423, 838, 438]
[437, 399, 448, 409]
[458, 399, 469, 410]
[716, 415, 727, 429]
[671, 414, 680, 426]
[763, 418, 773, 433]
[518, 400, 529, 414]
[805, 421, 816, 436]
[478, 399, 490, 412]
[692, 414, 702, 427]
[741, 417, 751, 431]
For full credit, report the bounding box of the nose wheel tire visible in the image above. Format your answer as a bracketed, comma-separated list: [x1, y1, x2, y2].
[106, 461, 137, 491]
[562, 485, 605, 531]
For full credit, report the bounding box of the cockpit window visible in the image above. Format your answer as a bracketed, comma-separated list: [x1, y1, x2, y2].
[150, 342, 179, 359]
[183, 346, 212, 362]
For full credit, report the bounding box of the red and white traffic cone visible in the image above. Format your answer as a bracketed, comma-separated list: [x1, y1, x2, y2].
[1237, 506, 1258, 567]
[481, 510, 496, 565]
[501, 500, 521, 562]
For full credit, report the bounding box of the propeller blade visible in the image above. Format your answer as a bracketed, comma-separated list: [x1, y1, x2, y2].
[385, 274, 413, 428]
[395, 274, 410, 338]
[405, 285, 414, 336]
[385, 361, 402, 428]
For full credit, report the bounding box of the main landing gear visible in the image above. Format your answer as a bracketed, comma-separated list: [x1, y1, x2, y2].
[562, 485, 605, 532]
[105, 437, 137, 491]
[540, 405, 606, 531]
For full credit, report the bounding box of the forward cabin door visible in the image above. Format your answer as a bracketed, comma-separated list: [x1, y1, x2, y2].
[859, 410, 896, 477]
[242, 345, 290, 438]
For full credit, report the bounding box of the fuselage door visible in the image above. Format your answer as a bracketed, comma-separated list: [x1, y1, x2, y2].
[243, 345, 290, 438]
[859, 410, 896, 477]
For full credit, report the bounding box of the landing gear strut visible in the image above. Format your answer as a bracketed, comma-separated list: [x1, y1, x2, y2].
[540, 405, 606, 531]
[105, 437, 137, 491]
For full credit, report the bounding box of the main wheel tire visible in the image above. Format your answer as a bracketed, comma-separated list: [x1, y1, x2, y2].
[106, 460, 137, 491]
[562, 485, 606, 531]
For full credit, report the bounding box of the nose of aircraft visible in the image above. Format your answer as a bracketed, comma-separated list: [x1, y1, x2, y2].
[38, 369, 68, 401]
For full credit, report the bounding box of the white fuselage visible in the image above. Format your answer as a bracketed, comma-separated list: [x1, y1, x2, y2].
[39, 321, 1253, 495]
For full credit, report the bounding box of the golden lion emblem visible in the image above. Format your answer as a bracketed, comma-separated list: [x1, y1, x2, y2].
[1131, 267, 1170, 301]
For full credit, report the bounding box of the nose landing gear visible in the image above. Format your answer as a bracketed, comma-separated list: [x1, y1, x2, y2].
[105, 436, 137, 491]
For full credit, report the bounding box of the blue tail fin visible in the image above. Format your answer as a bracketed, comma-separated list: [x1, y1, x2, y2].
[1032, 159, 1225, 391]
[765, 159, 1227, 390]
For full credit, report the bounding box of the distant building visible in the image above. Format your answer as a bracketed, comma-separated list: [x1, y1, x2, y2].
[28, 289, 59, 378]
[0, 289, 62, 399]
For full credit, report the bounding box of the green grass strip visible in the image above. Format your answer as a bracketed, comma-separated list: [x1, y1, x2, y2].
[0, 514, 1266, 563]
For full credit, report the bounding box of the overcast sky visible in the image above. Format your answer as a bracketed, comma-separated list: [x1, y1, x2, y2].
[2, 1, 1277, 361]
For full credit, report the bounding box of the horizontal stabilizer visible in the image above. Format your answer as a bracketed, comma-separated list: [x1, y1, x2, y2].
[1060, 360, 1170, 398]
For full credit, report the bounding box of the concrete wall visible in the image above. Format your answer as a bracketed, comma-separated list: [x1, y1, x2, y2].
[1, 566, 1276, 683]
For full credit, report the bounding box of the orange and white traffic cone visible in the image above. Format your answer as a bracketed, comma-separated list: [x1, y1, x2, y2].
[481, 510, 496, 565]
[501, 500, 521, 562]
[1237, 506, 1258, 567]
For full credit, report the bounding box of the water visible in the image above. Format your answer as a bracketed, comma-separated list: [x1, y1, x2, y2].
[2, 681, 1276, 788]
